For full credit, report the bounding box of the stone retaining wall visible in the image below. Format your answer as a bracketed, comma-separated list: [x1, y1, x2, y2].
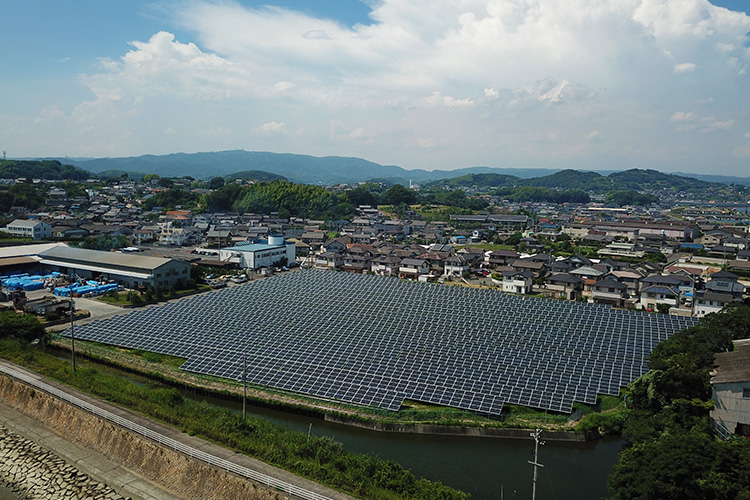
[0, 375, 288, 500]
[0, 424, 125, 500]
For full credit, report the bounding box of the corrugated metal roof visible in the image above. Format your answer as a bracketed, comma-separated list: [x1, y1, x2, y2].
[38, 246, 172, 271]
[0, 242, 67, 259]
[713, 340, 750, 385]
[0, 256, 39, 268]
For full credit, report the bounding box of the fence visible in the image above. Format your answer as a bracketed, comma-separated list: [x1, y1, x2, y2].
[0, 363, 335, 500]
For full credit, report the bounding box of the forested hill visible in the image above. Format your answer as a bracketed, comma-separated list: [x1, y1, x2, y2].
[224, 170, 287, 182]
[56, 151, 562, 185]
[430, 168, 718, 194]
[20, 151, 749, 188]
[0, 160, 89, 181]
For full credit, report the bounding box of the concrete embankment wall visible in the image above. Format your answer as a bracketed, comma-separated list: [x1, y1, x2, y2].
[0, 375, 287, 500]
[0, 424, 125, 500]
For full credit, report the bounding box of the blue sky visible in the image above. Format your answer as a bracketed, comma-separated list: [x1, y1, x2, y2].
[2, 1, 750, 176]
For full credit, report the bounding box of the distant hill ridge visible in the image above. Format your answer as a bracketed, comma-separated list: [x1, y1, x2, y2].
[27, 150, 749, 188]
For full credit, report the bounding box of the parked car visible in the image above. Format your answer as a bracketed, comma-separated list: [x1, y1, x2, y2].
[208, 279, 227, 289]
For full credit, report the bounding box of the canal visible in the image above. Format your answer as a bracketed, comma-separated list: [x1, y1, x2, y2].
[67, 355, 623, 499]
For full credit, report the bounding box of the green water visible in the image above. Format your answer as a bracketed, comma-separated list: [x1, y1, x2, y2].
[67, 355, 623, 499]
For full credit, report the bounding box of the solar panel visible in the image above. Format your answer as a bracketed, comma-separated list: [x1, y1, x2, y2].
[61, 270, 697, 416]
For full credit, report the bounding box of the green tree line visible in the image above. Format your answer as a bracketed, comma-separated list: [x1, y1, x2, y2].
[607, 303, 750, 500]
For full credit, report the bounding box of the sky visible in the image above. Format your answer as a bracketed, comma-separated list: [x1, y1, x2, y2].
[2, 0, 750, 176]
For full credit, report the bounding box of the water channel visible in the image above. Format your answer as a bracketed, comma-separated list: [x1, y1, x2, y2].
[63, 355, 624, 499]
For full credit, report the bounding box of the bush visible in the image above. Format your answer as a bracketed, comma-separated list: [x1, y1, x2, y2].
[576, 410, 630, 434]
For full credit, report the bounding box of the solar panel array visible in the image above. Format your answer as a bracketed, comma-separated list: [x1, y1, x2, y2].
[62, 270, 697, 415]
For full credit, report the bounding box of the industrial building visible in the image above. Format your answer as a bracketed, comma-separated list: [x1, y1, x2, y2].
[36, 246, 190, 289]
[218, 235, 295, 270]
[0, 243, 190, 289]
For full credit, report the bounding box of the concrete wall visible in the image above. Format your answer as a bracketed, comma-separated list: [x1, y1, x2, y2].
[0, 375, 288, 500]
[712, 382, 750, 435]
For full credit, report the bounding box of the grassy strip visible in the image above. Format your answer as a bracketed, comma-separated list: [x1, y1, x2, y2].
[0, 338, 468, 500]
[96, 285, 210, 306]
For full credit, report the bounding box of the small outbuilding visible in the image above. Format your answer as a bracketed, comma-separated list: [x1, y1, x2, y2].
[711, 339, 750, 438]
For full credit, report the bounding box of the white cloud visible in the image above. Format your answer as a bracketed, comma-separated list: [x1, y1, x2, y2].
[253, 121, 287, 135]
[8, 0, 750, 174]
[674, 62, 697, 73]
[587, 131, 604, 143]
[700, 117, 734, 132]
[33, 106, 65, 124]
[670, 111, 697, 122]
[421, 91, 474, 108]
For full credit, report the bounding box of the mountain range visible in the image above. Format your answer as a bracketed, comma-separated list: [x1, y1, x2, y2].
[35, 150, 750, 187]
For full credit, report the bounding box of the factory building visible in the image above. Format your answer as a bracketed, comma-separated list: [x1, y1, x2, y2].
[36, 245, 190, 289]
[218, 235, 295, 270]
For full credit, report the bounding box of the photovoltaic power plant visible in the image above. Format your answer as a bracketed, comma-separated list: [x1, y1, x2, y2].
[62, 270, 697, 415]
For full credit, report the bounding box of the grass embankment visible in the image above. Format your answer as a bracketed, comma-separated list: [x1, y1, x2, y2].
[51, 336, 603, 432]
[0, 338, 468, 500]
[96, 285, 210, 306]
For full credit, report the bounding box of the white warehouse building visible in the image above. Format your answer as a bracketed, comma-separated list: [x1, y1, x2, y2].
[219, 235, 295, 270]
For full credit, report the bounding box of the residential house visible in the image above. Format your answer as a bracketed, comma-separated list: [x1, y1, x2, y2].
[341, 248, 374, 274]
[314, 252, 344, 269]
[399, 258, 431, 279]
[486, 250, 519, 268]
[639, 283, 681, 311]
[502, 269, 533, 294]
[300, 231, 327, 247]
[542, 273, 583, 300]
[443, 255, 470, 276]
[705, 270, 745, 300]
[3, 219, 52, 241]
[322, 237, 350, 254]
[158, 221, 190, 246]
[370, 254, 401, 277]
[206, 227, 234, 248]
[693, 291, 735, 317]
[511, 258, 546, 279]
[610, 269, 644, 294]
[591, 278, 629, 307]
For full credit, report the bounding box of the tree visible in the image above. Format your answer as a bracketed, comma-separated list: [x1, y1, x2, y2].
[345, 185, 378, 207]
[208, 176, 225, 190]
[504, 232, 523, 246]
[383, 184, 416, 206]
[608, 428, 750, 500]
[0, 311, 45, 342]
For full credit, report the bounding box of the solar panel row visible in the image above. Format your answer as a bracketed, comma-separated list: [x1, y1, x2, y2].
[62, 270, 697, 415]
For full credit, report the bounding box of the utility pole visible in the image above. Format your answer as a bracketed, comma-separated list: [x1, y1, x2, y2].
[242, 354, 247, 421]
[529, 427, 544, 500]
[69, 298, 76, 371]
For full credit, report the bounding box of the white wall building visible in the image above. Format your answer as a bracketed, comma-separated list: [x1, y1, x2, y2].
[218, 235, 295, 270]
[3, 219, 52, 240]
